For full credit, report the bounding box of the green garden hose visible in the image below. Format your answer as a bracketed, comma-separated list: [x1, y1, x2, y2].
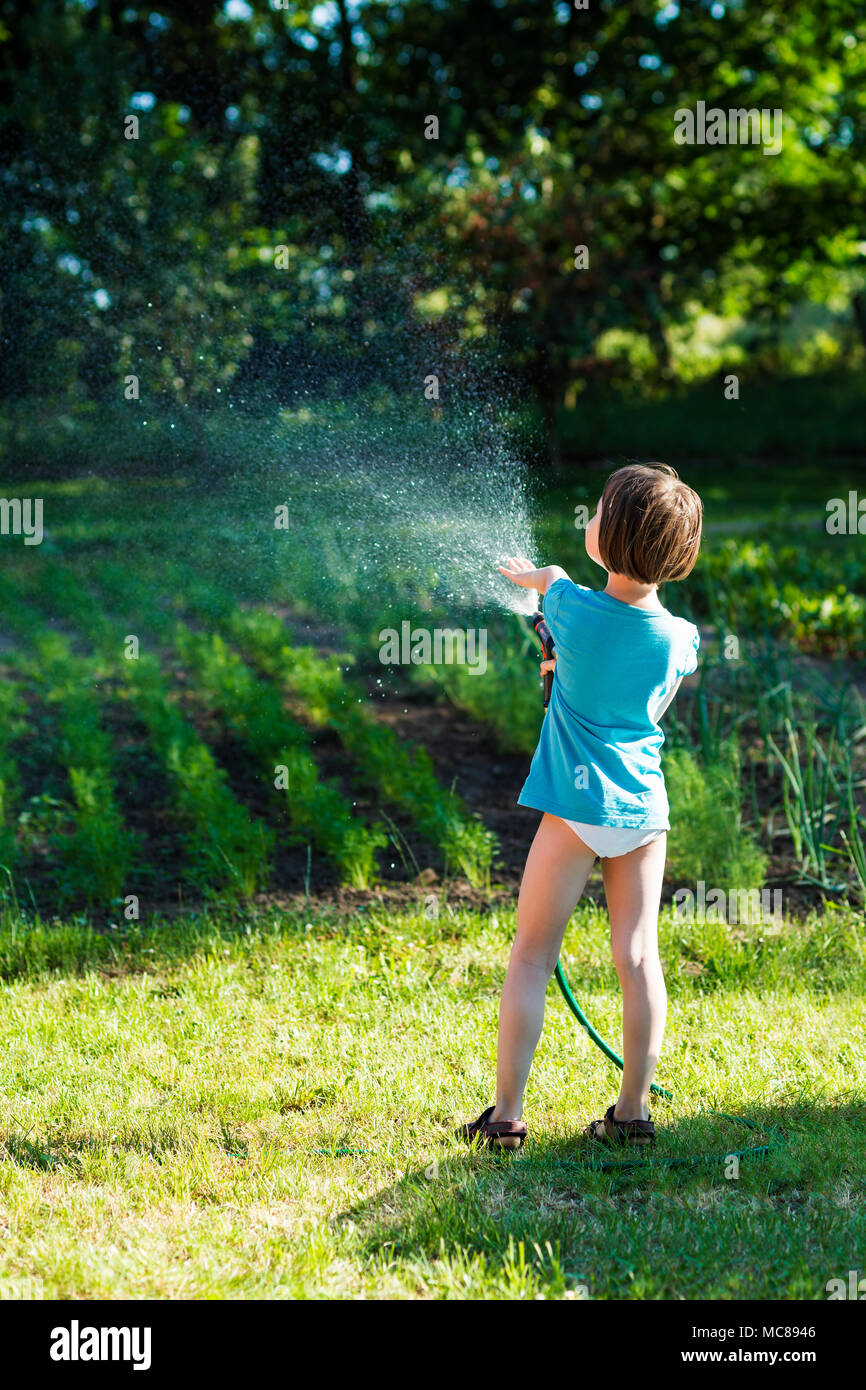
[551, 958, 786, 1172]
[554, 961, 672, 1100]
[299, 958, 786, 1171]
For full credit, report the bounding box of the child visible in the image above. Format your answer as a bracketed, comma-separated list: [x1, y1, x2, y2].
[458, 463, 702, 1150]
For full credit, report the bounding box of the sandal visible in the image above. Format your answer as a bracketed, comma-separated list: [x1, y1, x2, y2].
[456, 1105, 527, 1152]
[583, 1104, 655, 1146]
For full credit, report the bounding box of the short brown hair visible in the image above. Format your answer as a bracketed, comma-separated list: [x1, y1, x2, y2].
[597, 463, 702, 583]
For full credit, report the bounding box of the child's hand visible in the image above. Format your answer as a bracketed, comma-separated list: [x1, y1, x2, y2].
[498, 557, 544, 590]
[498, 558, 571, 595]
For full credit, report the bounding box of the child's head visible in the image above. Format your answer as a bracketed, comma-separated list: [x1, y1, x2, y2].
[585, 463, 702, 584]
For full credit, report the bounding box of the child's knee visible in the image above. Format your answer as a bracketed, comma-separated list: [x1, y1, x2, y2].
[611, 933, 658, 977]
[511, 939, 559, 980]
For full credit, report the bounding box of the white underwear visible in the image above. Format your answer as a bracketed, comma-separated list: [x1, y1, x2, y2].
[562, 819, 666, 858]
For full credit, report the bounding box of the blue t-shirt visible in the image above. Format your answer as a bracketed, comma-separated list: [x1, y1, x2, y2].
[518, 578, 700, 830]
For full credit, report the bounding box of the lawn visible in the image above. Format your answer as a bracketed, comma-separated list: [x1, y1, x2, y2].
[1, 901, 863, 1299]
[1, 424, 865, 1302]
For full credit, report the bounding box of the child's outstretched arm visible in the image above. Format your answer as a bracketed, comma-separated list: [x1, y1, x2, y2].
[499, 557, 570, 595]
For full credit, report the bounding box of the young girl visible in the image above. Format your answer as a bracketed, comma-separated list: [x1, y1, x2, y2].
[458, 463, 702, 1150]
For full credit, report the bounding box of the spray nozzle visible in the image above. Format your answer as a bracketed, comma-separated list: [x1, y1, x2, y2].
[529, 609, 555, 709]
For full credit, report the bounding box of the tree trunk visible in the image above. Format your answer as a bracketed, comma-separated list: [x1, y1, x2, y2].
[853, 292, 866, 357]
[647, 312, 675, 384]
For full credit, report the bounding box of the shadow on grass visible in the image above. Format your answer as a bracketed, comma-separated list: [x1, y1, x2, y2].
[0, 1121, 194, 1171]
[497, 1106, 786, 1177]
[0, 1131, 62, 1170]
[333, 1097, 866, 1298]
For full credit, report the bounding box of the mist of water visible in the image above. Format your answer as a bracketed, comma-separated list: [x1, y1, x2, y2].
[240, 398, 542, 625]
[314, 437, 540, 618]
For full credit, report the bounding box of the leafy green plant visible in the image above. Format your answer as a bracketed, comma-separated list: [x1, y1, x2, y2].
[418, 638, 543, 759]
[689, 536, 866, 659]
[0, 681, 24, 876]
[765, 717, 847, 893]
[172, 627, 386, 890]
[664, 738, 767, 895]
[12, 564, 273, 900]
[222, 609, 496, 888]
[30, 632, 140, 907]
[15, 793, 70, 863]
[125, 658, 274, 899]
[75, 563, 495, 887]
[832, 773, 866, 905]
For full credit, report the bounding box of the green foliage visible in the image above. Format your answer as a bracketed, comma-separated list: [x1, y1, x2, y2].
[0, 681, 23, 875]
[691, 533, 866, 658]
[14, 563, 275, 900]
[664, 739, 767, 896]
[417, 623, 543, 759]
[62, 764, 133, 905]
[765, 717, 845, 893]
[556, 372, 866, 463]
[3, 462, 866, 911]
[0, 402, 213, 478]
[173, 626, 386, 891]
[760, 684, 866, 901]
[4, 630, 139, 908]
[0, 580, 119, 903]
[2, 2, 865, 441]
[125, 657, 273, 900]
[52, 691, 138, 908]
[224, 609, 496, 888]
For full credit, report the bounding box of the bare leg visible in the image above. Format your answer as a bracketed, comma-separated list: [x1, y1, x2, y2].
[490, 814, 597, 1128]
[600, 834, 668, 1122]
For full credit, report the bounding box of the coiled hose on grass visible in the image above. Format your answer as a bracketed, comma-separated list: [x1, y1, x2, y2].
[549, 961, 786, 1173]
[305, 959, 787, 1173]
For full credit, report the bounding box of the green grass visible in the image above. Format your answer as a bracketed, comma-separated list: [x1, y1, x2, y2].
[664, 740, 768, 895]
[0, 425, 863, 1300]
[0, 900, 863, 1299]
[5, 373, 865, 480]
